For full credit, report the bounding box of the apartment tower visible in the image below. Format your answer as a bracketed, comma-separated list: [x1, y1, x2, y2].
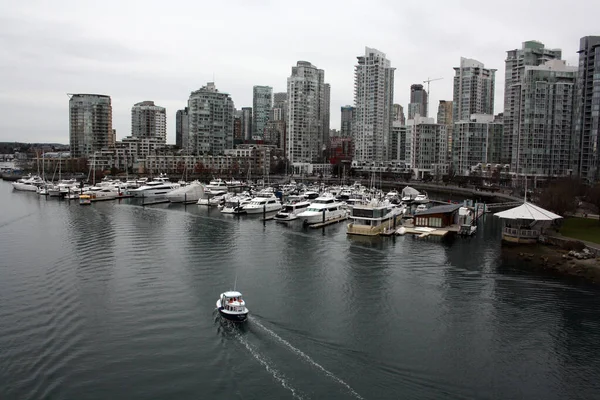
[353, 47, 395, 162]
[69, 94, 113, 158]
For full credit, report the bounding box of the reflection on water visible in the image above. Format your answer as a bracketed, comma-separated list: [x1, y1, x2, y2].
[1, 181, 600, 399]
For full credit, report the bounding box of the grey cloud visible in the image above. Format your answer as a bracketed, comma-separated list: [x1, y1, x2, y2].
[0, 0, 598, 144]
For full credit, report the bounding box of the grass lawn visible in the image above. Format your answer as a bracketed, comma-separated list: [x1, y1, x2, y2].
[560, 217, 600, 244]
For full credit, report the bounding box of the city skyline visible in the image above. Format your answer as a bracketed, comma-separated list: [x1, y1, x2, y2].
[1, 0, 598, 144]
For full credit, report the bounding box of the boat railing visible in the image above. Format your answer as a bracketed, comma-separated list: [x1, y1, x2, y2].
[503, 227, 540, 238]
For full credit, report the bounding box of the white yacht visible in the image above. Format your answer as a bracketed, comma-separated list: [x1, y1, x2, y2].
[226, 180, 245, 191]
[83, 186, 120, 201]
[166, 181, 204, 203]
[273, 199, 311, 222]
[415, 204, 428, 213]
[205, 178, 229, 194]
[48, 179, 79, 197]
[221, 196, 251, 214]
[216, 291, 248, 322]
[414, 192, 429, 204]
[296, 194, 348, 226]
[12, 175, 45, 192]
[347, 199, 405, 236]
[130, 180, 181, 198]
[242, 196, 282, 214]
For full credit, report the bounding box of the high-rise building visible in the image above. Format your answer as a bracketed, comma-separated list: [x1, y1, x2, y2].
[187, 82, 234, 155]
[176, 107, 189, 150]
[408, 84, 427, 119]
[286, 61, 329, 164]
[574, 36, 600, 182]
[241, 107, 252, 141]
[341, 105, 354, 137]
[437, 100, 453, 159]
[273, 92, 288, 122]
[131, 101, 166, 142]
[252, 86, 272, 139]
[453, 114, 503, 175]
[322, 83, 331, 149]
[353, 47, 395, 162]
[503, 41, 562, 165]
[390, 121, 409, 162]
[452, 58, 496, 123]
[393, 104, 406, 125]
[69, 94, 113, 158]
[407, 116, 447, 179]
[233, 109, 243, 141]
[510, 59, 577, 177]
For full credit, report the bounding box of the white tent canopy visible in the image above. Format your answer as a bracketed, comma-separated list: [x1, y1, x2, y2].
[494, 202, 562, 221]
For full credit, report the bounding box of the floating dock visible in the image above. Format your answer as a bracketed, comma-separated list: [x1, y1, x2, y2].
[142, 199, 170, 206]
[309, 215, 348, 229]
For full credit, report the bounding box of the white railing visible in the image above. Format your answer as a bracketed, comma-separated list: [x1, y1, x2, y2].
[503, 227, 540, 238]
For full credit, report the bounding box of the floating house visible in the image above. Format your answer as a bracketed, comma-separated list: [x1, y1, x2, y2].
[493, 202, 561, 244]
[414, 204, 462, 228]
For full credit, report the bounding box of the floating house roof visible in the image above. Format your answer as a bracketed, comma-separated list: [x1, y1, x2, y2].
[416, 203, 462, 216]
[494, 202, 562, 221]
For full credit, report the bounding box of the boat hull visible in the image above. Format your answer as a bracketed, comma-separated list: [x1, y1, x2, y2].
[217, 309, 248, 322]
[298, 210, 347, 225]
[244, 205, 282, 214]
[274, 213, 298, 222]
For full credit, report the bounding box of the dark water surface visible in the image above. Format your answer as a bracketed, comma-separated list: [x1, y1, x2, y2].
[1, 180, 600, 399]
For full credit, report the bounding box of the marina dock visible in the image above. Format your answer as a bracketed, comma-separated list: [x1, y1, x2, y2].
[309, 215, 348, 228]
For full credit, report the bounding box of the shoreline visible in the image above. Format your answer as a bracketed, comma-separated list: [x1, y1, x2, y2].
[502, 243, 600, 284]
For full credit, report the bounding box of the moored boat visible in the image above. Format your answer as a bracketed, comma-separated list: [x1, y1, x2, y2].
[79, 194, 92, 205]
[296, 194, 348, 226]
[274, 198, 311, 222]
[243, 196, 282, 214]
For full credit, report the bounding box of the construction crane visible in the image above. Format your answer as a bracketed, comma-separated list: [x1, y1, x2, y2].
[423, 77, 443, 117]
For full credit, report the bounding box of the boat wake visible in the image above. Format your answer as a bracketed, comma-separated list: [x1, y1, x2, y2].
[249, 317, 364, 399]
[237, 334, 305, 400]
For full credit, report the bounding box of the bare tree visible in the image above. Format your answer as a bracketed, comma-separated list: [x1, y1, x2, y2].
[537, 178, 579, 217]
[586, 183, 600, 224]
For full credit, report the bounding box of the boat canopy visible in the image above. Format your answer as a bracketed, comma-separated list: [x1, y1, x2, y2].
[494, 202, 562, 221]
[401, 186, 420, 198]
[223, 291, 242, 298]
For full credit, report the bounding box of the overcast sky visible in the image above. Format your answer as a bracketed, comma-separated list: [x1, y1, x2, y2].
[1, 0, 598, 144]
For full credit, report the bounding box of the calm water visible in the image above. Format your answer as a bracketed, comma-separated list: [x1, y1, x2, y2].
[1, 180, 600, 400]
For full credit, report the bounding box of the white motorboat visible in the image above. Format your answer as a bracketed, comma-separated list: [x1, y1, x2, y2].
[415, 204, 428, 213]
[48, 179, 79, 197]
[205, 178, 228, 194]
[226, 180, 245, 191]
[296, 194, 348, 226]
[12, 175, 45, 192]
[166, 181, 204, 203]
[130, 180, 181, 198]
[216, 291, 248, 322]
[83, 186, 120, 201]
[273, 199, 311, 222]
[242, 196, 282, 214]
[221, 196, 251, 214]
[197, 189, 227, 206]
[347, 199, 405, 236]
[414, 192, 429, 204]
